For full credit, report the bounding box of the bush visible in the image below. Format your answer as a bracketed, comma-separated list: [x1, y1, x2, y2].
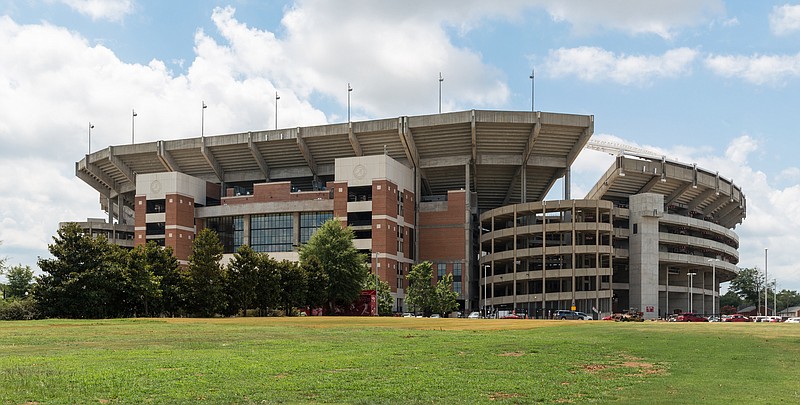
[0, 298, 41, 320]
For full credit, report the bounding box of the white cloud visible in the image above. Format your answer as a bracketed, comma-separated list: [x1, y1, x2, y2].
[57, 0, 134, 22]
[545, 47, 699, 85]
[705, 53, 800, 85]
[537, 0, 725, 39]
[769, 4, 800, 35]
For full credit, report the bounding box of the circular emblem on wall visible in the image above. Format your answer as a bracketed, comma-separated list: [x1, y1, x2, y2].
[353, 164, 366, 179]
[150, 179, 162, 193]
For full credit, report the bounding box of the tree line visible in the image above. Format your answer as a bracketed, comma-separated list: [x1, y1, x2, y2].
[1, 219, 458, 319]
[720, 267, 800, 314]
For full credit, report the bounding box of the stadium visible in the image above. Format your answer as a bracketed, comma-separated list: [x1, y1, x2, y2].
[74, 109, 745, 319]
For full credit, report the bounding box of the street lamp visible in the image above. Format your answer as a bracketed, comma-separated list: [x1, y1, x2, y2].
[131, 109, 137, 144]
[773, 278, 777, 316]
[347, 83, 352, 123]
[707, 258, 720, 316]
[275, 92, 280, 130]
[687, 272, 697, 313]
[201, 100, 207, 137]
[529, 69, 535, 112]
[764, 248, 768, 315]
[438, 72, 444, 114]
[88, 122, 94, 154]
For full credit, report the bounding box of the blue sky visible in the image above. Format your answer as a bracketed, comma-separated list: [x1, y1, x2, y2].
[1, 0, 799, 291]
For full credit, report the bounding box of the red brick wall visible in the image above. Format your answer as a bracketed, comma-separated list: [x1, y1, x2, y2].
[165, 193, 196, 261]
[134, 196, 146, 247]
[418, 190, 466, 262]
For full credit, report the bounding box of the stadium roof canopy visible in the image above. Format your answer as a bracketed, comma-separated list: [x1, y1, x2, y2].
[77, 110, 593, 212]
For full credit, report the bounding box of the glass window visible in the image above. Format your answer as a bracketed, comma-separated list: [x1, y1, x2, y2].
[207, 216, 244, 253]
[300, 212, 333, 244]
[251, 213, 293, 253]
[437, 263, 446, 280]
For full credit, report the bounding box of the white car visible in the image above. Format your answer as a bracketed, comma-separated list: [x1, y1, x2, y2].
[785, 317, 800, 323]
[467, 311, 481, 319]
[575, 311, 594, 320]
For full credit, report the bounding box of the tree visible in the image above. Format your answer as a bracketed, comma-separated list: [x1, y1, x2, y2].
[185, 228, 226, 317]
[299, 219, 367, 312]
[719, 290, 743, 310]
[728, 267, 764, 306]
[432, 273, 459, 316]
[4, 265, 34, 299]
[254, 255, 281, 316]
[303, 256, 329, 310]
[277, 260, 307, 315]
[35, 223, 123, 318]
[406, 261, 435, 316]
[227, 245, 260, 316]
[143, 244, 183, 316]
[126, 244, 162, 316]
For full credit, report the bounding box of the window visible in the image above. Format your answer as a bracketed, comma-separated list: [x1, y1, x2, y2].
[453, 263, 462, 295]
[146, 199, 166, 213]
[300, 212, 333, 244]
[207, 216, 244, 253]
[146, 222, 165, 236]
[251, 213, 293, 252]
[437, 263, 446, 280]
[632, 223, 638, 234]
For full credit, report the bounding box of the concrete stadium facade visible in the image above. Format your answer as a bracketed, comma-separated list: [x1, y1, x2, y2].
[75, 110, 745, 317]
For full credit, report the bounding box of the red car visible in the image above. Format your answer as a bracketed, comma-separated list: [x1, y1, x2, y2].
[723, 314, 751, 322]
[675, 313, 708, 322]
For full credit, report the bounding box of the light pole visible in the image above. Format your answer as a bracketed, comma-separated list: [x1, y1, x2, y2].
[131, 109, 137, 143]
[687, 272, 696, 313]
[275, 92, 280, 130]
[773, 278, 777, 316]
[764, 248, 768, 315]
[347, 83, 352, 123]
[438, 72, 444, 114]
[88, 122, 94, 154]
[529, 69, 535, 112]
[201, 100, 207, 137]
[708, 258, 720, 316]
[483, 264, 489, 318]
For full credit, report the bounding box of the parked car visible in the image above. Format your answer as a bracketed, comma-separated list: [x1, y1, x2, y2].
[429, 314, 441, 318]
[723, 314, 751, 322]
[785, 317, 800, 323]
[553, 310, 584, 320]
[575, 311, 593, 320]
[467, 311, 481, 319]
[675, 313, 708, 322]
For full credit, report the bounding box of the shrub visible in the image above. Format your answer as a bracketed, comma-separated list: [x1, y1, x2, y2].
[0, 297, 41, 320]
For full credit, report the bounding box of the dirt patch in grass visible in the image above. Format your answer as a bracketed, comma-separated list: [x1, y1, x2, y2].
[581, 355, 666, 378]
[489, 392, 523, 400]
[498, 351, 525, 357]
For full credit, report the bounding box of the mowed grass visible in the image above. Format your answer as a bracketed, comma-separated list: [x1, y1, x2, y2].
[0, 318, 798, 404]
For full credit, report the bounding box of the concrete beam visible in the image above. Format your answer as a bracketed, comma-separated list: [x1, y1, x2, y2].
[419, 155, 471, 168]
[687, 188, 715, 212]
[157, 140, 179, 172]
[502, 166, 522, 205]
[704, 194, 728, 215]
[296, 127, 318, 175]
[248, 132, 270, 181]
[565, 120, 594, 165]
[398, 117, 419, 168]
[637, 175, 662, 194]
[665, 182, 693, 206]
[107, 146, 135, 184]
[522, 120, 542, 165]
[471, 110, 478, 192]
[720, 206, 743, 227]
[76, 163, 111, 198]
[348, 124, 363, 157]
[200, 137, 224, 182]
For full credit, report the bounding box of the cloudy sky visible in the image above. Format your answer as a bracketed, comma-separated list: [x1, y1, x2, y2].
[1, 0, 799, 291]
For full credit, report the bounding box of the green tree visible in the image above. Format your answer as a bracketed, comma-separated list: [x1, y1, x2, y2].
[126, 244, 162, 316]
[277, 260, 307, 315]
[719, 289, 743, 310]
[35, 223, 123, 318]
[227, 245, 260, 316]
[254, 255, 281, 316]
[303, 256, 329, 310]
[4, 265, 34, 298]
[185, 228, 226, 317]
[775, 289, 800, 310]
[433, 273, 459, 316]
[364, 271, 392, 316]
[406, 261, 435, 316]
[728, 267, 764, 306]
[144, 244, 183, 316]
[298, 219, 367, 312]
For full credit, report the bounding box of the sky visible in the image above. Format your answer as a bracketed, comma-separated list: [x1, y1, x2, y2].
[1, 0, 799, 292]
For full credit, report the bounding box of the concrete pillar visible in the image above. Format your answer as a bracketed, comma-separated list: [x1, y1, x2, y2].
[628, 193, 663, 320]
[243, 214, 251, 247]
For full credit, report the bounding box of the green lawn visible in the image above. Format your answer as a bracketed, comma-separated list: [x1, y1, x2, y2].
[0, 318, 797, 404]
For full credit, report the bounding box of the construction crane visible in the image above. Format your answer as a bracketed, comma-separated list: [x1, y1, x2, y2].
[584, 139, 666, 160]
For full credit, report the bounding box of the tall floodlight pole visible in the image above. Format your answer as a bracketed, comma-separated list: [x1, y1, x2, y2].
[201, 101, 207, 137]
[275, 92, 280, 130]
[347, 83, 353, 123]
[687, 272, 697, 312]
[773, 278, 777, 316]
[131, 109, 137, 144]
[529, 69, 535, 112]
[765, 248, 768, 315]
[88, 122, 94, 154]
[438, 72, 444, 114]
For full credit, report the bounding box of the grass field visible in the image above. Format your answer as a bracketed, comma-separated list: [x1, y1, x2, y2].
[0, 317, 798, 404]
